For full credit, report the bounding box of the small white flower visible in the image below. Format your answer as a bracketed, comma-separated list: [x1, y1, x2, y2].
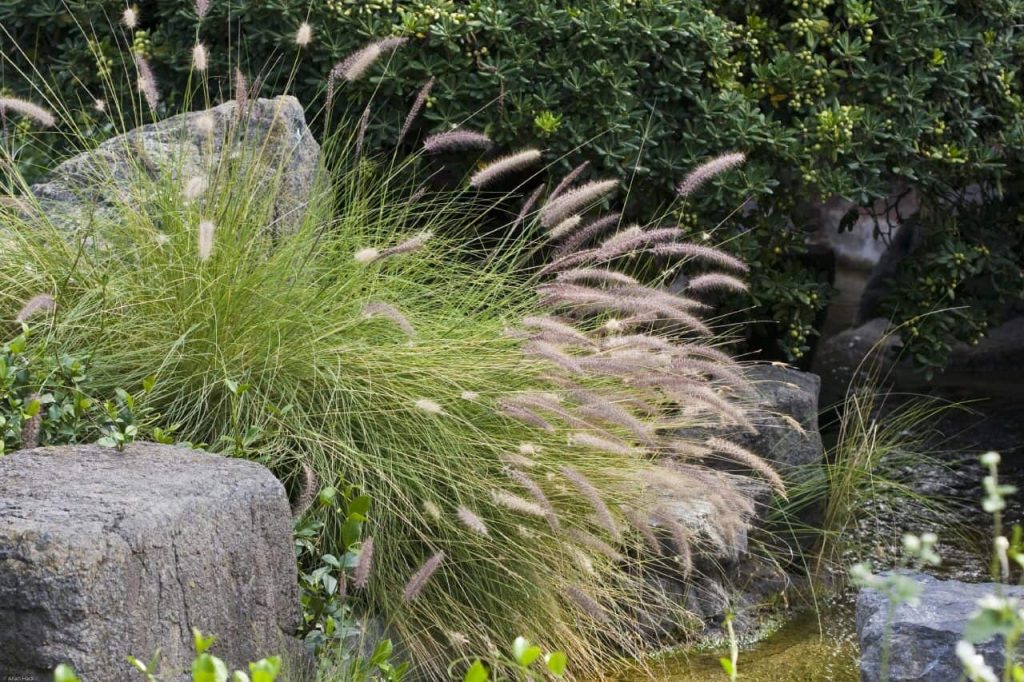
[295, 22, 313, 47]
[981, 451, 1001, 467]
[902, 534, 922, 553]
[976, 594, 1014, 612]
[956, 640, 997, 682]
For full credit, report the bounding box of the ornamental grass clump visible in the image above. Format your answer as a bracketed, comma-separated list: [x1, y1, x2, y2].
[0, 26, 779, 679]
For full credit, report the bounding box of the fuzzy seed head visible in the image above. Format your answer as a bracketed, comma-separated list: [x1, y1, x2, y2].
[560, 466, 620, 540]
[470, 149, 543, 189]
[332, 37, 407, 86]
[122, 7, 138, 28]
[706, 436, 786, 499]
[540, 179, 617, 228]
[677, 152, 746, 198]
[354, 247, 381, 264]
[415, 398, 444, 415]
[192, 43, 208, 72]
[354, 536, 374, 589]
[194, 113, 215, 134]
[403, 551, 445, 602]
[295, 22, 313, 47]
[197, 219, 215, 261]
[398, 78, 435, 145]
[195, 0, 210, 18]
[565, 585, 607, 622]
[422, 500, 442, 521]
[134, 55, 159, 110]
[549, 215, 582, 241]
[460, 390, 479, 401]
[234, 68, 248, 114]
[16, 294, 56, 323]
[183, 176, 207, 201]
[457, 506, 489, 536]
[423, 129, 492, 154]
[686, 272, 748, 294]
[0, 98, 56, 128]
[362, 302, 416, 337]
[491, 489, 547, 518]
[380, 231, 432, 259]
[290, 462, 318, 518]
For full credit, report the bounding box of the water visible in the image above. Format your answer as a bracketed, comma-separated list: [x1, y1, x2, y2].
[620, 605, 859, 681]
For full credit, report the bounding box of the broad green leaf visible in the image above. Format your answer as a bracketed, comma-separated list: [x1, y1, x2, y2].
[545, 651, 567, 676]
[192, 628, 217, 654]
[518, 645, 542, 667]
[321, 572, 338, 595]
[463, 660, 488, 682]
[349, 494, 371, 517]
[230, 673, 250, 682]
[318, 487, 337, 506]
[370, 639, 394, 665]
[248, 656, 281, 682]
[192, 653, 229, 682]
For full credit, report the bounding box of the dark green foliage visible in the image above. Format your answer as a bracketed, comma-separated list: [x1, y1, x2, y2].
[2, 0, 1023, 368]
[0, 329, 99, 452]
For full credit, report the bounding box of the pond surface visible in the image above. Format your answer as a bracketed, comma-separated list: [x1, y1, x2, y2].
[619, 603, 859, 682]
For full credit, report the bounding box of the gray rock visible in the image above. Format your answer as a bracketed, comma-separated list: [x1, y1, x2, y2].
[815, 315, 1024, 407]
[813, 317, 900, 409]
[30, 96, 319, 237]
[634, 365, 824, 642]
[740, 364, 824, 473]
[0, 443, 309, 682]
[857, 571, 1024, 682]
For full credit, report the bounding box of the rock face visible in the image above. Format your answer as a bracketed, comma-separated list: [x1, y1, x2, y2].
[815, 314, 1024, 408]
[0, 443, 307, 682]
[739, 364, 824, 473]
[642, 365, 824, 640]
[30, 96, 319, 236]
[857, 571, 1024, 682]
[813, 317, 900, 409]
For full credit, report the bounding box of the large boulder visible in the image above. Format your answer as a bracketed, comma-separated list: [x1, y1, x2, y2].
[815, 315, 1024, 408]
[30, 96, 319, 236]
[813, 317, 901, 409]
[0, 443, 308, 681]
[857, 571, 1024, 682]
[639, 365, 824, 640]
[740, 364, 824, 473]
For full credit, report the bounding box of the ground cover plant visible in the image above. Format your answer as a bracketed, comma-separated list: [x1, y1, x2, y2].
[2, 0, 1023, 370]
[0, 11, 784, 679]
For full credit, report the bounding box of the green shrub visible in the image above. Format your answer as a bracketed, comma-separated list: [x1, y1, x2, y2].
[2, 0, 1023, 369]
